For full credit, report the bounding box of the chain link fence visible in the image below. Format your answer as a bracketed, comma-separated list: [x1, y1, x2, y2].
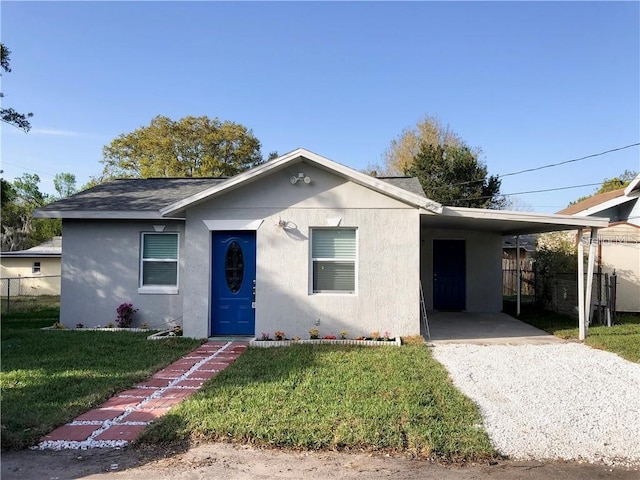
[1, 275, 61, 312]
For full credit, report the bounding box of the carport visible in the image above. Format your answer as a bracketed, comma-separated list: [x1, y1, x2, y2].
[420, 206, 609, 341]
[427, 311, 565, 344]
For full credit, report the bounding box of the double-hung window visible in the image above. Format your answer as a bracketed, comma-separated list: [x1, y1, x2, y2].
[32, 262, 41, 274]
[311, 228, 356, 294]
[140, 233, 179, 293]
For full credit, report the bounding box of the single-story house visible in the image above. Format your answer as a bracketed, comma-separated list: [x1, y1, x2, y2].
[0, 236, 62, 296]
[34, 149, 608, 338]
[557, 174, 640, 313]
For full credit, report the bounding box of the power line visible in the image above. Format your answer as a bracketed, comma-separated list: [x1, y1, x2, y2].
[452, 142, 639, 186]
[1, 161, 56, 177]
[451, 181, 604, 203]
[498, 142, 640, 178]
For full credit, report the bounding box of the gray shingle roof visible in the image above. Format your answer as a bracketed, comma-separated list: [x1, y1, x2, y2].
[35, 175, 426, 215]
[36, 178, 227, 213]
[378, 177, 426, 198]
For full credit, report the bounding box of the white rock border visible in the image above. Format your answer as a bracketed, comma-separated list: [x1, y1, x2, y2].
[147, 329, 181, 340]
[41, 327, 150, 332]
[250, 337, 402, 348]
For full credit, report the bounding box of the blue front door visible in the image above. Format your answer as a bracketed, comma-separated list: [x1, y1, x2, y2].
[211, 231, 256, 336]
[433, 239, 466, 311]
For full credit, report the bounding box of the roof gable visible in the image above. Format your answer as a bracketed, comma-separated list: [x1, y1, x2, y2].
[159, 149, 442, 216]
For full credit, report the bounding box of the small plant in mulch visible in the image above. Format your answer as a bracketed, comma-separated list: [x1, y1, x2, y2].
[106, 322, 115, 328]
[75, 323, 84, 329]
[309, 328, 320, 339]
[260, 332, 271, 341]
[141, 322, 149, 329]
[115, 302, 138, 328]
[52, 322, 67, 329]
[370, 331, 380, 341]
[340, 330, 348, 339]
[274, 330, 286, 341]
[383, 331, 391, 342]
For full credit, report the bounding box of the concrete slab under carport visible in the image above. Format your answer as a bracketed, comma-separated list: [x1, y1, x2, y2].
[425, 311, 567, 345]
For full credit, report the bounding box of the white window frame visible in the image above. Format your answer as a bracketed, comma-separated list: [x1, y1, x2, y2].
[138, 232, 179, 295]
[32, 261, 41, 275]
[309, 227, 357, 295]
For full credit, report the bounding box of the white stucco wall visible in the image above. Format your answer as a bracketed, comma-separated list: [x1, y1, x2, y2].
[421, 226, 503, 312]
[60, 220, 185, 329]
[182, 162, 421, 339]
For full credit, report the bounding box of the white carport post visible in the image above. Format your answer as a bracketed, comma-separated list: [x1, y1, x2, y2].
[578, 229, 586, 341]
[583, 227, 599, 338]
[516, 234, 521, 316]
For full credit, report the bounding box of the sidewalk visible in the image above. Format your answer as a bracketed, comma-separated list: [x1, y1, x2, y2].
[36, 341, 247, 450]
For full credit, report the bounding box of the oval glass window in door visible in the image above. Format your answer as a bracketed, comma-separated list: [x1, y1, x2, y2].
[225, 241, 244, 293]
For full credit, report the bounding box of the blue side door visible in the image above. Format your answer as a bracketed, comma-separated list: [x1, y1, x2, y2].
[433, 239, 466, 311]
[211, 231, 256, 336]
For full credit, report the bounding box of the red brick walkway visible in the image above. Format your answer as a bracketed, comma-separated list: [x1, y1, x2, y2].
[36, 341, 247, 450]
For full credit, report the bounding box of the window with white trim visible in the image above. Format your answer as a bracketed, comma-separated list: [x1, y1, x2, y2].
[311, 228, 356, 294]
[32, 262, 41, 274]
[140, 233, 179, 288]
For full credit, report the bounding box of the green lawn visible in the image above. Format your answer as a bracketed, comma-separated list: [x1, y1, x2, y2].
[0, 299, 202, 449]
[139, 345, 496, 461]
[2, 297, 496, 460]
[506, 301, 640, 363]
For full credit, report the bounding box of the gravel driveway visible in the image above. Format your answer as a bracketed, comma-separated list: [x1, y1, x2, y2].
[431, 343, 640, 467]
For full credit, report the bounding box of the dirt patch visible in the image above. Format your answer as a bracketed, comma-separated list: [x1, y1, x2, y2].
[2, 443, 638, 480]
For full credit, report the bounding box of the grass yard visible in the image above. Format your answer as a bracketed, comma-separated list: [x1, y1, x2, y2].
[139, 345, 496, 461]
[1, 299, 202, 449]
[506, 302, 640, 363]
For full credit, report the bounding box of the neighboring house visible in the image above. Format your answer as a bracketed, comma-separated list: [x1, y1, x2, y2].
[557, 175, 640, 313]
[502, 234, 536, 263]
[0, 236, 62, 296]
[34, 149, 607, 338]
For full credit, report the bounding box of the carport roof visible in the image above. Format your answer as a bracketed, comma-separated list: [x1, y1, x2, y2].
[421, 206, 609, 235]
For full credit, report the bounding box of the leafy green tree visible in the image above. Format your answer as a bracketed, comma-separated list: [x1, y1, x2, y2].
[100, 115, 264, 180]
[0, 43, 33, 132]
[534, 231, 578, 309]
[53, 172, 77, 199]
[370, 115, 471, 176]
[1, 173, 16, 208]
[595, 170, 637, 194]
[406, 143, 502, 208]
[1, 173, 62, 251]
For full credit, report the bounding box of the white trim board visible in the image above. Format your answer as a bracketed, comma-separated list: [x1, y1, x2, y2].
[202, 219, 264, 231]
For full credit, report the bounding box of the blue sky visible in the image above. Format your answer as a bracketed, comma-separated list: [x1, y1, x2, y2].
[2, 1, 638, 213]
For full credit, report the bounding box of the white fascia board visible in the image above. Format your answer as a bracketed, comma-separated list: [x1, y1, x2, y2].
[571, 195, 636, 218]
[160, 147, 443, 216]
[32, 210, 173, 220]
[624, 174, 640, 196]
[443, 207, 610, 228]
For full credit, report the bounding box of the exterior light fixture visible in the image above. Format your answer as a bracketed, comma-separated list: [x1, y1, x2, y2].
[290, 172, 311, 184]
